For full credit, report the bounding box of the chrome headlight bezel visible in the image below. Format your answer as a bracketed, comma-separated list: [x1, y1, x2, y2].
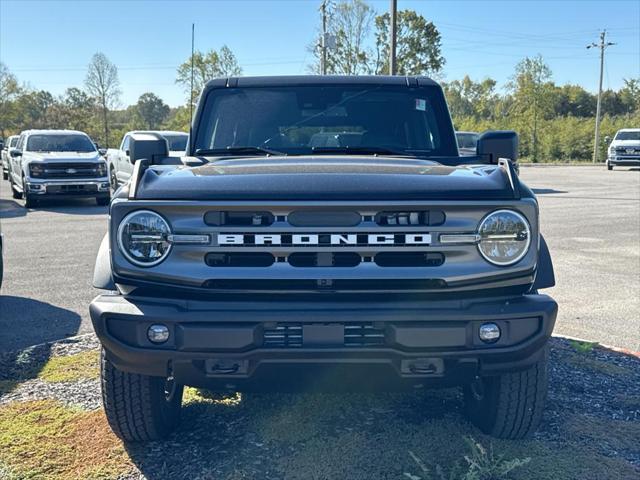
[117, 209, 172, 267]
[477, 209, 532, 266]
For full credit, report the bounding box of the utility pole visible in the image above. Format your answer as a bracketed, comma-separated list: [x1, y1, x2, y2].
[587, 30, 615, 163]
[389, 0, 397, 75]
[320, 0, 328, 75]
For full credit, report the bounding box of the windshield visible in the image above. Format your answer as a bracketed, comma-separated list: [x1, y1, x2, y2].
[9, 137, 18, 148]
[163, 134, 188, 151]
[615, 131, 640, 141]
[26, 134, 96, 153]
[456, 132, 479, 149]
[194, 85, 457, 157]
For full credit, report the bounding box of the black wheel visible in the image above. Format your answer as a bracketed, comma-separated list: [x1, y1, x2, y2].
[2, 170, 7, 180]
[463, 346, 548, 439]
[607, 163, 613, 171]
[101, 348, 183, 442]
[96, 196, 110, 206]
[22, 177, 36, 208]
[10, 175, 22, 199]
[109, 166, 118, 191]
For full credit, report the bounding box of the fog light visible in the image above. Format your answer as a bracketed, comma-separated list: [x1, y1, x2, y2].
[147, 324, 169, 343]
[479, 323, 500, 343]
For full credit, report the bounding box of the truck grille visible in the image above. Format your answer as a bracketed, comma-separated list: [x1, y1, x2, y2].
[41, 163, 103, 179]
[262, 323, 385, 348]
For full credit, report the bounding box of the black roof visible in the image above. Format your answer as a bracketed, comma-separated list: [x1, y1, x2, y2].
[204, 75, 440, 90]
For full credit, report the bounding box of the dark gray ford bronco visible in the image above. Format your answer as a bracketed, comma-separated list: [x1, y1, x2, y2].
[91, 76, 557, 442]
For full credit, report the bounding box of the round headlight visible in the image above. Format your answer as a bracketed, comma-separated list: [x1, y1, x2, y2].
[477, 209, 531, 266]
[117, 210, 172, 267]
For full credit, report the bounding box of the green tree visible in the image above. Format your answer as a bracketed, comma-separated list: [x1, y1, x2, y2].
[0, 62, 22, 137]
[508, 55, 553, 162]
[373, 10, 444, 76]
[309, 0, 375, 75]
[85, 52, 121, 147]
[176, 46, 242, 104]
[136, 92, 170, 129]
[443, 76, 497, 120]
[618, 78, 640, 113]
[62, 87, 95, 131]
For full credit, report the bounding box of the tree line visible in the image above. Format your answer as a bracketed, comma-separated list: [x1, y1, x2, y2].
[1, 0, 638, 160]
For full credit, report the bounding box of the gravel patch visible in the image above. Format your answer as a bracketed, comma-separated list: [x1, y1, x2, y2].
[0, 378, 102, 410]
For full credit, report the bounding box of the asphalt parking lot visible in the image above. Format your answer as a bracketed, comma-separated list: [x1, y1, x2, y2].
[0, 165, 639, 352]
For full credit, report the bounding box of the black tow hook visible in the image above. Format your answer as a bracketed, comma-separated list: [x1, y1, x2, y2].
[205, 359, 246, 375]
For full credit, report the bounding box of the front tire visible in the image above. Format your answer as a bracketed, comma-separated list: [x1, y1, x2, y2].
[22, 177, 37, 208]
[607, 163, 613, 171]
[109, 166, 118, 191]
[463, 347, 548, 439]
[2, 169, 7, 180]
[101, 348, 183, 442]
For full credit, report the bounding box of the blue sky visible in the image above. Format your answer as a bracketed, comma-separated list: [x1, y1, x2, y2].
[1, 0, 638, 107]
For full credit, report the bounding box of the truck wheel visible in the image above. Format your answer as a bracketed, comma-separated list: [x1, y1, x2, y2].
[607, 163, 613, 171]
[463, 347, 548, 439]
[109, 166, 118, 191]
[2, 170, 7, 180]
[22, 178, 36, 208]
[101, 348, 183, 442]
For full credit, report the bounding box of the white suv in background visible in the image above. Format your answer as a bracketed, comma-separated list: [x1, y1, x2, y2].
[8, 129, 110, 208]
[607, 128, 640, 170]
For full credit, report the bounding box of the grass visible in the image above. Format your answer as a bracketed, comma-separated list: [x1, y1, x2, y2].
[569, 340, 598, 355]
[37, 350, 100, 383]
[0, 400, 133, 479]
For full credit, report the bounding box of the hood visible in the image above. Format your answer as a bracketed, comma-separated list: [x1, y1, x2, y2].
[134, 156, 516, 201]
[27, 152, 103, 162]
[611, 140, 640, 147]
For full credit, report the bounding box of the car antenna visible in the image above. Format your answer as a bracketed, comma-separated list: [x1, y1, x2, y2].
[189, 23, 195, 153]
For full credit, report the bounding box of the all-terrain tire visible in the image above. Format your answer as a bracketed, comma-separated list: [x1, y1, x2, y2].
[101, 348, 183, 442]
[463, 346, 548, 439]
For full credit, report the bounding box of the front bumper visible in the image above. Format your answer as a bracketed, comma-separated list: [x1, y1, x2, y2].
[26, 177, 110, 197]
[91, 293, 557, 391]
[608, 156, 640, 166]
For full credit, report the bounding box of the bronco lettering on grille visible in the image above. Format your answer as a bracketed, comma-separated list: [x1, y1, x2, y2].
[216, 233, 432, 246]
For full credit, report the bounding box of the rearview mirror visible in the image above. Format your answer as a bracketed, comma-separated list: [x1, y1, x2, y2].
[128, 132, 169, 164]
[477, 131, 518, 164]
[10, 149, 22, 158]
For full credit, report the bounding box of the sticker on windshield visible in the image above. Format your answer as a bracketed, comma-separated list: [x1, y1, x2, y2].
[415, 99, 427, 111]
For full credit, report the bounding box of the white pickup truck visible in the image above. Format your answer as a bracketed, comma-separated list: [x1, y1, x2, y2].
[8, 129, 110, 208]
[106, 130, 188, 189]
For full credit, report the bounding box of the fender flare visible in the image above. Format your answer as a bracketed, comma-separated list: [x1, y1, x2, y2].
[93, 233, 116, 290]
[533, 234, 555, 290]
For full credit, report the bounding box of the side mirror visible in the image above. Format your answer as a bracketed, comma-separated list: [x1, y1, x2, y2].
[604, 136, 611, 144]
[128, 132, 168, 164]
[98, 148, 107, 156]
[477, 131, 518, 164]
[10, 149, 22, 158]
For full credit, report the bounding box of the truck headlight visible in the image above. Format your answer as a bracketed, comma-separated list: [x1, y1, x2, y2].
[117, 210, 172, 266]
[29, 164, 44, 177]
[97, 162, 107, 177]
[477, 209, 531, 266]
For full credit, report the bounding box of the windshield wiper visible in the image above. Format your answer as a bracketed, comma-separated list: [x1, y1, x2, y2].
[194, 146, 285, 157]
[311, 146, 412, 156]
